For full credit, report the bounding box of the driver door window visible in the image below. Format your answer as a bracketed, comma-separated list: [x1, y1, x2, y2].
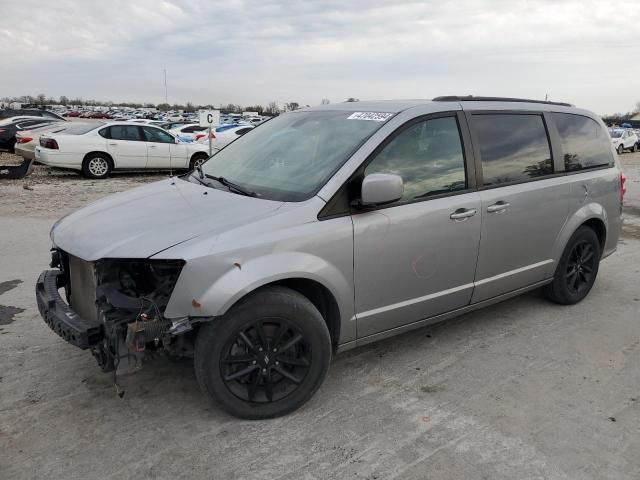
[364, 116, 467, 203]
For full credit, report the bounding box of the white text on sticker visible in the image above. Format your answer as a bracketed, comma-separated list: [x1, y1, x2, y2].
[347, 112, 393, 122]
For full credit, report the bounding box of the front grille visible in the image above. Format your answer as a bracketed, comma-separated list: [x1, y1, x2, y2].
[67, 254, 98, 324]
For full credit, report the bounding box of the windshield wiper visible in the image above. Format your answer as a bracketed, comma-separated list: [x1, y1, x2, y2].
[205, 174, 258, 197]
[190, 167, 209, 186]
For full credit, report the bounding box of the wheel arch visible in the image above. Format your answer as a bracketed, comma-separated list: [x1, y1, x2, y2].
[582, 217, 606, 253]
[217, 274, 344, 351]
[267, 278, 341, 351]
[548, 203, 608, 277]
[164, 252, 353, 347]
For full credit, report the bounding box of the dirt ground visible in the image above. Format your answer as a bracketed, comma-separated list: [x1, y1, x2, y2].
[1, 151, 640, 479]
[0, 152, 166, 217]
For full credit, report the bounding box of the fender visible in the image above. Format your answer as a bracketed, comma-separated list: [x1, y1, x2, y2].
[545, 202, 607, 278]
[164, 251, 356, 343]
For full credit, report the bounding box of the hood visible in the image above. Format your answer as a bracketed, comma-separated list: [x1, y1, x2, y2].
[52, 177, 284, 261]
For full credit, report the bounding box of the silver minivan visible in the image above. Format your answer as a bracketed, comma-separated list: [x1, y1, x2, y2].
[36, 96, 625, 418]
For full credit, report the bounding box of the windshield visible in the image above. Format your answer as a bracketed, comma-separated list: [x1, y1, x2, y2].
[609, 130, 623, 138]
[200, 110, 390, 201]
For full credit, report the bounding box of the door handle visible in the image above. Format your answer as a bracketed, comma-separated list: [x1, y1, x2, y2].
[108, 143, 117, 146]
[149, 145, 157, 148]
[450, 208, 477, 220]
[487, 201, 511, 213]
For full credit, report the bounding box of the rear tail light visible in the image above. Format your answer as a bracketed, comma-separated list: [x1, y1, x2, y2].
[17, 136, 33, 144]
[40, 137, 59, 149]
[194, 134, 206, 141]
[620, 171, 626, 205]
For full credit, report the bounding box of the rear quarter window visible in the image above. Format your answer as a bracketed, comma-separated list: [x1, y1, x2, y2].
[471, 114, 553, 186]
[552, 113, 614, 171]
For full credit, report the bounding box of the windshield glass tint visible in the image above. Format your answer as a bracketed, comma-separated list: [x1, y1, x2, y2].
[201, 111, 389, 201]
[609, 130, 623, 138]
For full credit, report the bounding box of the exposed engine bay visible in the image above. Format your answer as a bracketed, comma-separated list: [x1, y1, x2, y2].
[50, 250, 194, 388]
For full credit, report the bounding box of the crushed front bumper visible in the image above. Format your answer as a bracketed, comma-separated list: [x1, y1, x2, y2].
[36, 270, 103, 349]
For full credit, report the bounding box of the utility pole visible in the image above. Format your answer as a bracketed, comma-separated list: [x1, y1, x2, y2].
[164, 69, 168, 106]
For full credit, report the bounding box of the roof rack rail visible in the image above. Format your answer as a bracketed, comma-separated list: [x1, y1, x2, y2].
[432, 96, 573, 107]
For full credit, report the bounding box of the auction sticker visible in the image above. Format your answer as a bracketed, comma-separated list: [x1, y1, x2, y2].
[347, 112, 394, 122]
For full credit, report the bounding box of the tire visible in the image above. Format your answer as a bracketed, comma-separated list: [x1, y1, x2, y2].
[194, 286, 331, 419]
[189, 153, 208, 170]
[633, 143, 638, 153]
[545, 226, 601, 305]
[82, 153, 112, 179]
[617, 144, 624, 155]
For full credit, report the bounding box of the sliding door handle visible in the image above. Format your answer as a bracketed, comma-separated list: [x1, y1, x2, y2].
[487, 201, 511, 213]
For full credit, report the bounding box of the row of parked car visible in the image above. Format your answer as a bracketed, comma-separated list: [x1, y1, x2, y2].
[2, 107, 639, 180]
[60, 108, 267, 126]
[0, 109, 257, 178]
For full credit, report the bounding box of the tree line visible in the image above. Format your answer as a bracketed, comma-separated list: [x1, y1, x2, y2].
[600, 101, 640, 124]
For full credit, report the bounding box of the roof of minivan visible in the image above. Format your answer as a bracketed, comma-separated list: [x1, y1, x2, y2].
[303, 97, 593, 117]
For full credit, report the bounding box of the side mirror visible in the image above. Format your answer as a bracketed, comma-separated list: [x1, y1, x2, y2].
[360, 172, 403, 206]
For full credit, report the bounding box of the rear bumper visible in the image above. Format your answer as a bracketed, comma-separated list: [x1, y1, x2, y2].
[35, 270, 103, 349]
[34, 147, 82, 170]
[14, 146, 35, 160]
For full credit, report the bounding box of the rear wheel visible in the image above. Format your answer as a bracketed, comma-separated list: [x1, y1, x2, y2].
[617, 144, 625, 155]
[82, 153, 112, 179]
[189, 153, 208, 170]
[194, 286, 331, 419]
[545, 226, 600, 305]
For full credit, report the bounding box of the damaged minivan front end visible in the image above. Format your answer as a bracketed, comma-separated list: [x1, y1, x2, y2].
[36, 249, 192, 378]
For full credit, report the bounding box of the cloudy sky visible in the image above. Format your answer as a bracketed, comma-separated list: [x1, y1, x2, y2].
[2, 0, 639, 114]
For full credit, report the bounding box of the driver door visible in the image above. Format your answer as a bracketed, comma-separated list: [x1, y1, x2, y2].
[352, 113, 482, 338]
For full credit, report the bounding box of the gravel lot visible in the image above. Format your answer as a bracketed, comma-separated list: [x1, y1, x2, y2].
[1, 152, 639, 479]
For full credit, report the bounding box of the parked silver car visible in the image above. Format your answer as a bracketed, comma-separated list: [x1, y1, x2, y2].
[36, 96, 624, 418]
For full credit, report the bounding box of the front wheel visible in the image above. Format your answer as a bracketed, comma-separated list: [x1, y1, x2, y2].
[189, 153, 208, 170]
[545, 226, 601, 305]
[194, 286, 332, 419]
[617, 144, 625, 155]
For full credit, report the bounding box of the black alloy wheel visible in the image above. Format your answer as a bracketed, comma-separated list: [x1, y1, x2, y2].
[545, 226, 601, 305]
[194, 286, 331, 419]
[565, 240, 597, 295]
[221, 319, 311, 403]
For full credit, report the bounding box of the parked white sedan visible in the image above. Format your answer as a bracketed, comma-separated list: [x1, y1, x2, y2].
[168, 123, 210, 141]
[35, 122, 210, 178]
